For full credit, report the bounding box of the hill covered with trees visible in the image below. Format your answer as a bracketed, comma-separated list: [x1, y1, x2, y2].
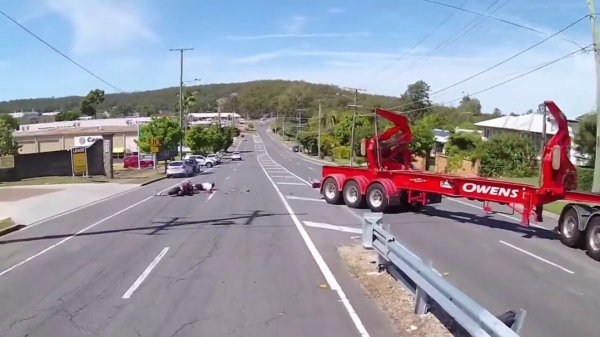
[0, 80, 497, 128]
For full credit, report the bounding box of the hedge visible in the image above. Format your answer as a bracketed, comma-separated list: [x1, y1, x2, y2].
[577, 167, 593, 192]
[331, 146, 350, 160]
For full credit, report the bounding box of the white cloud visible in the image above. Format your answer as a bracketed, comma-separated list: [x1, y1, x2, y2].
[283, 16, 307, 34]
[328, 8, 345, 14]
[225, 32, 369, 41]
[43, 0, 157, 56]
[217, 41, 595, 116]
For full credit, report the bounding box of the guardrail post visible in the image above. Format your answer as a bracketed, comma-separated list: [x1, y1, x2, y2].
[362, 212, 383, 249]
[414, 260, 432, 315]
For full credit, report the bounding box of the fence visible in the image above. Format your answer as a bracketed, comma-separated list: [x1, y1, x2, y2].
[362, 212, 526, 337]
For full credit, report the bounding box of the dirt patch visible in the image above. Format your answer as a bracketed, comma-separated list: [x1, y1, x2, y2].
[0, 187, 62, 202]
[339, 245, 466, 337]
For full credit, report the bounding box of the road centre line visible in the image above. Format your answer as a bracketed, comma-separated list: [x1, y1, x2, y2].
[123, 247, 169, 299]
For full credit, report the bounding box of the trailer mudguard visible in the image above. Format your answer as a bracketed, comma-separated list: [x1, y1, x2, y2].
[345, 176, 371, 195]
[321, 173, 347, 194]
[369, 178, 400, 199]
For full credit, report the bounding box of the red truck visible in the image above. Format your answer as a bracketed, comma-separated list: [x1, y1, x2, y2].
[311, 101, 600, 261]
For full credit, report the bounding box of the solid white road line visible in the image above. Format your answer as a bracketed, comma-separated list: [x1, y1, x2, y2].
[303, 221, 362, 234]
[123, 247, 170, 299]
[286, 196, 325, 202]
[254, 137, 370, 337]
[498, 241, 574, 274]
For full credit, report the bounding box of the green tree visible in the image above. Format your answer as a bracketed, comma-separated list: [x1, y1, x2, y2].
[399, 80, 432, 123]
[137, 117, 183, 164]
[0, 120, 19, 156]
[186, 126, 212, 153]
[479, 133, 537, 177]
[55, 110, 81, 121]
[573, 113, 596, 165]
[0, 114, 19, 130]
[457, 96, 482, 116]
[80, 89, 105, 118]
[409, 122, 436, 157]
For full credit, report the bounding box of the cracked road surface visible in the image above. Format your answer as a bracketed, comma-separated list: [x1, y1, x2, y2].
[0, 137, 389, 337]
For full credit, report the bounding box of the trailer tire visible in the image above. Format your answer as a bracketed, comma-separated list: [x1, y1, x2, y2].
[343, 180, 365, 208]
[322, 177, 343, 204]
[585, 216, 600, 261]
[558, 207, 584, 248]
[366, 183, 389, 213]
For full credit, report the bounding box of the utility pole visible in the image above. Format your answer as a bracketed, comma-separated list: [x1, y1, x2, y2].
[344, 87, 366, 166]
[318, 100, 322, 158]
[169, 47, 193, 158]
[295, 108, 309, 140]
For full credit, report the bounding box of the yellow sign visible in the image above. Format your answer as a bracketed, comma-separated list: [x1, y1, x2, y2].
[0, 155, 15, 169]
[71, 147, 88, 175]
[150, 145, 159, 153]
[150, 138, 160, 147]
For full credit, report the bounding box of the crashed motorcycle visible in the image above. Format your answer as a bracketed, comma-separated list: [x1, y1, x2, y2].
[166, 181, 215, 196]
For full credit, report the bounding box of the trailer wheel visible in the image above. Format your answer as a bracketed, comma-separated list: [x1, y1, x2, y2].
[343, 180, 365, 208]
[366, 183, 389, 213]
[585, 216, 600, 261]
[322, 177, 343, 204]
[558, 207, 584, 248]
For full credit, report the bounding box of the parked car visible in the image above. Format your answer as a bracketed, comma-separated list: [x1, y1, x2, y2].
[166, 161, 192, 178]
[292, 145, 300, 153]
[185, 154, 215, 168]
[207, 153, 221, 165]
[231, 152, 242, 161]
[184, 158, 200, 173]
[123, 155, 154, 169]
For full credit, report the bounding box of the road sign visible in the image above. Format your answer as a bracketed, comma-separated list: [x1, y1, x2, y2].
[71, 147, 88, 175]
[150, 145, 159, 153]
[150, 138, 160, 147]
[0, 155, 15, 169]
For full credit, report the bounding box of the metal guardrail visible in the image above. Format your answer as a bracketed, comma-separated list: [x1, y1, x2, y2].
[362, 212, 526, 337]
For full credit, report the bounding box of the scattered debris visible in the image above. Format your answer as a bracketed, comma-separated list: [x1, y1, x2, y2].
[339, 245, 466, 337]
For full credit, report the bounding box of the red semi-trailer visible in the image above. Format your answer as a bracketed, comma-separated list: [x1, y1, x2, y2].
[311, 101, 600, 261]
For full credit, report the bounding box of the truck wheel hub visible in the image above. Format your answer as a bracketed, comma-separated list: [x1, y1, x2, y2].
[369, 190, 383, 207]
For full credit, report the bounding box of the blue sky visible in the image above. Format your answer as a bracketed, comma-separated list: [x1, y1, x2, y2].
[0, 0, 594, 117]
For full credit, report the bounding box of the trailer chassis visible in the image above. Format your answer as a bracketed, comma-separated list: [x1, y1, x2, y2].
[311, 101, 600, 261]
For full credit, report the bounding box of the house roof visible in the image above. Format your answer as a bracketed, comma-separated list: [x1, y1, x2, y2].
[13, 125, 138, 138]
[474, 113, 573, 136]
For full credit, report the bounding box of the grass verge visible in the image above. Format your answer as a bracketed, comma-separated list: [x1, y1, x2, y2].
[0, 167, 166, 187]
[339, 245, 466, 337]
[0, 218, 16, 231]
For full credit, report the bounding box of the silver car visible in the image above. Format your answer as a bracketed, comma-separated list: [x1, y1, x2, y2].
[166, 161, 192, 178]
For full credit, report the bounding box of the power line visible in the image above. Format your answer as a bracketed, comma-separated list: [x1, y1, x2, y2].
[421, 0, 585, 48]
[387, 14, 589, 111]
[399, 0, 509, 75]
[0, 9, 123, 92]
[372, 0, 470, 77]
[391, 45, 591, 116]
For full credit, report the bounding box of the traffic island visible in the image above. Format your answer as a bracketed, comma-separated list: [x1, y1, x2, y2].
[338, 245, 466, 337]
[0, 218, 25, 237]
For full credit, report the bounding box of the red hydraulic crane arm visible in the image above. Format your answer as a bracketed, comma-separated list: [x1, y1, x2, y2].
[365, 108, 413, 169]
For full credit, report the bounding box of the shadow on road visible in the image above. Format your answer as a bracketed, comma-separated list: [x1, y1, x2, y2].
[417, 207, 558, 241]
[0, 211, 305, 245]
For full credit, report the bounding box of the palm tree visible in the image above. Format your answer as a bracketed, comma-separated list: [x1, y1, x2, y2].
[316, 109, 341, 132]
[175, 89, 199, 127]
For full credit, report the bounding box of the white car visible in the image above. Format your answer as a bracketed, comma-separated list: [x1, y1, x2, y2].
[185, 154, 215, 168]
[231, 152, 242, 161]
[206, 153, 221, 165]
[166, 161, 193, 178]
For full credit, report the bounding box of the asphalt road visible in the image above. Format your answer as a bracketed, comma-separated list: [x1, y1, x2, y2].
[255, 123, 600, 337]
[0, 137, 395, 337]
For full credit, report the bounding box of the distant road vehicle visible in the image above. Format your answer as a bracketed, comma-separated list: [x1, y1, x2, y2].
[231, 152, 242, 161]
[123, 155, 154, 169]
